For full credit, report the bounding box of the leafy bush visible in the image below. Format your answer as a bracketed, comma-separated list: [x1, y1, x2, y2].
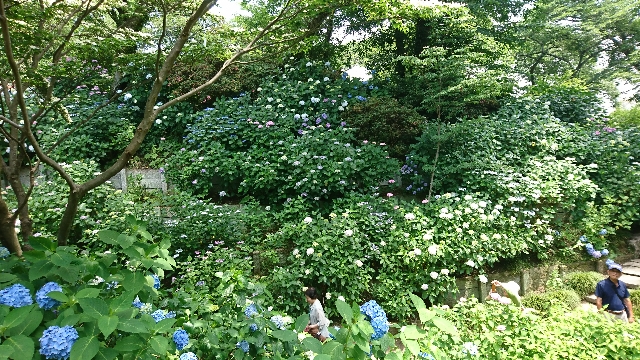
[522, 289, 581, 315]
[165, 59, 399, 203]
[0, 221, 195, 360]
[610, 104, 640, 128]
[563, 271, 603, 298]
[630, 289, 640, 310]
[527, 80, 605, 124]
[341, 96, 426, 159]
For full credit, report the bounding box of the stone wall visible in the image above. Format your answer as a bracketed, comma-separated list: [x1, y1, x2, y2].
[448, 255, 636, 305]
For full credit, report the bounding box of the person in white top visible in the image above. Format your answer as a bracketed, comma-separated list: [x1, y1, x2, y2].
[303, 287, 330, 341]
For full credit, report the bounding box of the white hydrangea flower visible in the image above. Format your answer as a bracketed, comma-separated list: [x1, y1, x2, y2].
[428, 244, 439, 255]
[414, 248, 422, 256]
[479, 275, 488, 283]
[303, 217, 313, 224]
[344, 229, 353, 237]
[355, 260, 363, 267]
[306, 248, 314, 255]
[430, 272, 438, 279]
[421, 284, 429, 290]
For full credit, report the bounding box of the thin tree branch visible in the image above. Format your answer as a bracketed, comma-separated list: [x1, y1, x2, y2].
[155, 1, 168, 78]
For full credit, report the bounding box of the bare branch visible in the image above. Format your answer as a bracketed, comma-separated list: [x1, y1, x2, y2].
[0, 115, 24, 130]
[155, 1, 169, 77]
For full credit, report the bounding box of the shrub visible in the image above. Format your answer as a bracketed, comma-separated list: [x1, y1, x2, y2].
[527, 79, 605, 124]
[522, 289, 581, 315]
[341, 96, 426, 159]
[563, 271, 603, 298]
[631, 289, 640, 310]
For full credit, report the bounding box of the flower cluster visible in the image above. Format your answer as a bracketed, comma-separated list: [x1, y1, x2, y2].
[151, 274, 161, 289]
[244, 303, 258, 317]
[0, 246, 10, 258]
[0, 283, 33, 307]
[270, 315, 286, 330]
[419, 353, 436, 360]
[360, 300, 389, 340]
[36, 282, 63, 310]
[180, 352, 198, 360]
[236, 340, 250, 353]
[151, 309, 176, 322]
[173, 328, 189, 350]
[580, 234, 609, 258]
[462, 341, 479, 356]
[39, 325, 79, 360]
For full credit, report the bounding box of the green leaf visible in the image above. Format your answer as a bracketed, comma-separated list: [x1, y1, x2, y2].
[4, 335, 33, 360]
[47, 291, 68, 303]
[122, 272, 145, 294]
[98, 316, 119, 337]
[149, 335, 168, 354]
[22, 250, 46, 262]
[409, 294, 426, 310]
[314, 355, 332, 360]
[77, 298, 109, 319]
[0, 274, 16, 283]
[403, 325, 426, 340]
[295, 314, 309, 333]
[117, 319, 149, 334]
[0, 344, 14, 359]
[116, 234, 134, 249]
[76, 288, 101, 299]
[385, 351, 402, 360]
[70, 336, 99, 360]
[404, 339, 420, 355]
[139, 230, 152, 241]
[270, 330, 297, 342]
[301, 337, 323, 354]
[94, 348, 118, 360]
[6, 308, 42, 336]
[3, 305, 34, 329]
[110, 292, 135, 313]
[114, 336, 143, 352]
[417, 308, 435, 323]
[432, 316, 458, 336]
[50, 251, 77, 267]
[28, 237, 56, 252]
[335, 300, 352, 324]
[354, 334, 370, 353]
[28, 260, 54, 281]
[59, 314, 82, 327]
[154, 318, 176, 333]
[97, 230, 120, 246]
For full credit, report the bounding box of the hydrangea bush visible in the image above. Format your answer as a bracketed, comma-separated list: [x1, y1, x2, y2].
[0, 220, 197, 360]
[164, 59, 398, 203]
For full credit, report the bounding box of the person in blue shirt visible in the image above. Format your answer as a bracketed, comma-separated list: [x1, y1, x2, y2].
[595, 262, 635, 323]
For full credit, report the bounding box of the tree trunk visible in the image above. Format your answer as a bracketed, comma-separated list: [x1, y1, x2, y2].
[0, 198, 21, 256]
[56, 188, 85, 246]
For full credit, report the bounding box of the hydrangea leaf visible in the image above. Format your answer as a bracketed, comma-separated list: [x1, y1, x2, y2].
[0, 273, 16, 284]
[149, 335, 168, 354]
[94, 347, 118, 360]
[28, 237, 56, 252]
[335, 299, 352, 324]
[97, 230, 120, 246]
[109, 292, 136, 313]
[294, 314, 309, 333]
[50, 251, 78, 267]
[117, 319, 149, 334]
[4, 334, 33, 360]
[98, 316, 119, 337]
[313, 355, 331, 360]
[70, 336, 99, 360]
[417, 308, 435, 323]
[432, 316, 458, 336]
[354, 333, 369, 353]
[270, 329, 297, 342]
[5, 308, 41, 337]
[403, 325, 426, 340]
[76, 288, 101, 299]
[115, 234, 134, 249]
[122, 272, 146, 294]
[301, 337, 323, 354]
[154, 318, 176, 333]
[28, 260, 54, 281]
[113, 335, 144, 352]
[0, 344, 13, 358]
[409, 294, 426, 310]
[403, 339, 420, 356]
[22, 250, 46, 263]
[385, 352, 402, 360]
[47, 291, 68, 303]
[77, 298, 109, 319]
[2, 304, 34, 330]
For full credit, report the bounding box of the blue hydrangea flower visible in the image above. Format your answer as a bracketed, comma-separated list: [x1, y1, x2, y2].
[270, 315, 285, 330]
[151, 309, 171, 322]
[606, 259, 615, 267]
[599, 229, 607, 235]
[585, 243, 594, 254]
[0, 246, 10, 258]
[601, 249, 609, 256]
[244, 303, 258, 317]
[132, 296, 143, 309]
[179, 352, 198, 360]
[151, 274, 160, 289]
[0, 283, 33, 307]
[237, 340, 249, 353]
[249, 323, 258, 331]
[173, 328, 189, 350]
[419, 353, 435, 360]
[39, 325, 79, 360]
[36, 282, 63, 310]
[579, 235, 588, 243]
[360, 300, 389, 340]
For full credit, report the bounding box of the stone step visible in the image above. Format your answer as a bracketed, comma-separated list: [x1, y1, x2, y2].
[621, 266, 640, 277]
[584, 294, 597, 304]
[623, 260, 640, 267]
[620, 274, 640, 289]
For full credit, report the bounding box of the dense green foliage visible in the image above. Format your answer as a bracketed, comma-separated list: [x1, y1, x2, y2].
[563, 271, 604, 298]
